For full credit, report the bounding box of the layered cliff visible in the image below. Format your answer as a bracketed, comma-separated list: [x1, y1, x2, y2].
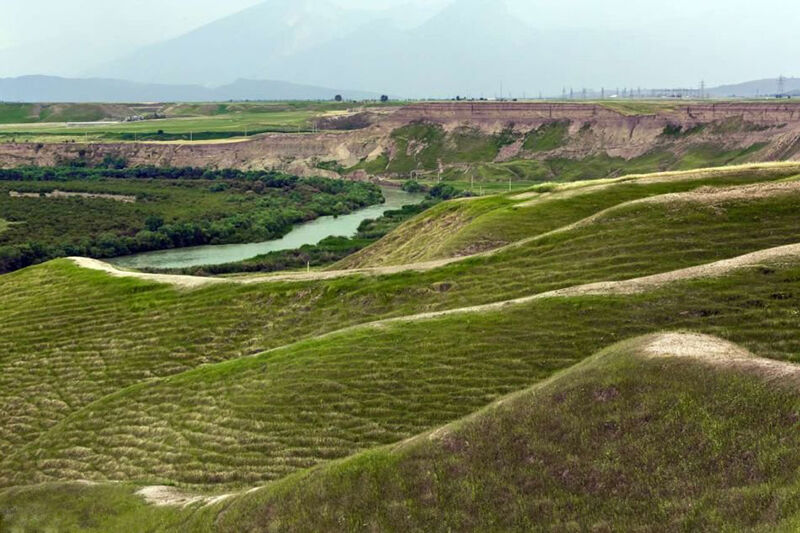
[1, 102, 799, 177]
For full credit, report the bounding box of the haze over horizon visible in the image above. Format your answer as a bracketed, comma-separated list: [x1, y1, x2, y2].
[1, 0, 799, 98]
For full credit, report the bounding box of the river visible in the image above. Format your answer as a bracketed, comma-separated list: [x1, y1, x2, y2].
[108, 187, 425, 270]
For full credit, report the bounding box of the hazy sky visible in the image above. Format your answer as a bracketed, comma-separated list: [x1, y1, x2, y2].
[0, 0, 442, 77]
[0, 0, 438, 49]
[0, 0, 797, 88]
[0, 0, 263, 49]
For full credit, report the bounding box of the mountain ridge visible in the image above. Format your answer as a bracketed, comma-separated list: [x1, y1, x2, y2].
[0, 75, 380, 103]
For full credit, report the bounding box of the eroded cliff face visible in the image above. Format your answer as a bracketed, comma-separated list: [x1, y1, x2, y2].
[387, 102, 800, 161]
[1, 102, 799, 175]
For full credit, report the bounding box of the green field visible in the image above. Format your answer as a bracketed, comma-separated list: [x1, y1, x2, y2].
[3, 162, 800, 530]
[0, 112, 318, 143]
[0, 101, 394, 142]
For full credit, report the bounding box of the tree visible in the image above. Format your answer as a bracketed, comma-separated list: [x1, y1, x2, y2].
[145, 215, 165, 232]
[380, 95, 389, 102]
[334, 94, 343, 102]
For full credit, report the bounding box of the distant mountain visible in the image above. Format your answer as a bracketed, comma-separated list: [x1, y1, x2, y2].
[707, 78, 800, 98]
[0, 76, 212, 103]
[274, 0, 535, 96]
[91, 0, 381, 87]
[0, 76, 380, 103]
[90, 0, 704, 98]
[93, 0, 545, 97]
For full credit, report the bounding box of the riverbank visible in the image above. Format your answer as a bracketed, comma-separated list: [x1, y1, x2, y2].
[108, 187, 426, 270]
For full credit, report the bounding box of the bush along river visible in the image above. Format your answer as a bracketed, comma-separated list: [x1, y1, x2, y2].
[108, 187, 425, 270]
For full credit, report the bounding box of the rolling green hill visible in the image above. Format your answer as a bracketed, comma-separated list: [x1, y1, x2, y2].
[3, 162, 800, 530]
[336, 163, 800, 268]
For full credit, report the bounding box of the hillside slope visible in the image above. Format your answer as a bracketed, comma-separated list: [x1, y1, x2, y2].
[335, 163, 800, 268]
[205, 332, 800, 532]
[3, 163, 800, 529]
[4, 245, 800, 491]
[6, 331, 800, 530]
[4, 165, 800, 473]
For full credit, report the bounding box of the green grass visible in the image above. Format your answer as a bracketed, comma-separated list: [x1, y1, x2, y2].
[0, 112, 319, 143]
[676, 142, 768, 170]
[0, 482, 196, 532]
[400, 141, 768, 194]
[597, 100, 681, 115]
[386, 123, 447, 174]
[4, 164, 800, 528]
[338, 164, 800, 268]
[211, 329, 800, 532]
[6, 262, 800, 529]
[0, 101, 391, 142]
[2, 168, 800, 488]
[522, 120, 570, 152]
[384, 124, 523, 176]
[0, 103, 38, 124]
[441, 126, 503, 163]
[8, 261, 800, 489]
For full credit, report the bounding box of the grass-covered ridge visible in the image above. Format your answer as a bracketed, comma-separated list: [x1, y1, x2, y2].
[337, 163, 800, 268]
[4, 163, 800, 529]
[209, 332, 800, 532]
[3, 165, 800, 473]
[6, 326, 800, 530]
[7, 255, 800, 490]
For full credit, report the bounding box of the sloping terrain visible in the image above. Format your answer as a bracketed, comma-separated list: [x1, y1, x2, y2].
[336, 162, 800, 268]
[205, 332, 800, 532]
[3, 163, 800, 530]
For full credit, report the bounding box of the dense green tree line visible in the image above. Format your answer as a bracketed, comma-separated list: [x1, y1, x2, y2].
[0, 166, 382, 273]
[0, 164, 330, 186]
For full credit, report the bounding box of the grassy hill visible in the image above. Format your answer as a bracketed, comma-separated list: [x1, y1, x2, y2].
[336, 163, 800, 268]
[208, 332, 800, 532]
[3, 162, 800, 530]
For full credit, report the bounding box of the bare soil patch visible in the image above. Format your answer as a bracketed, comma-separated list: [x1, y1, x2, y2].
[643, 333, 800, 384]
[136, 485, 233, 508]
[10, 190, 136, 203]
